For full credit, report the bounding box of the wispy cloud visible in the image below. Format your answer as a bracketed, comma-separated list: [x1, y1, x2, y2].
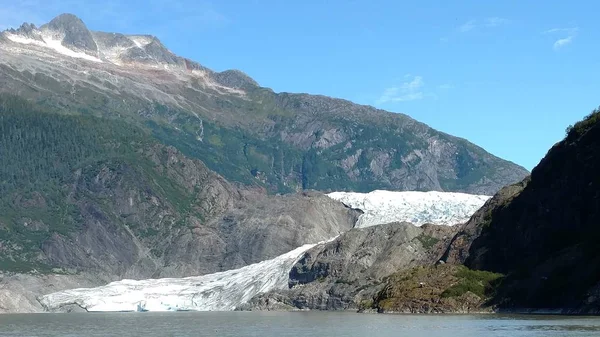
[553, 36, 573, 50]
[544, 27, 579, 50]
[376, 75, 426, 104]
[438, 83, 454, 90]
[457, 17, 509, 33]
[458, 20, 477, 33]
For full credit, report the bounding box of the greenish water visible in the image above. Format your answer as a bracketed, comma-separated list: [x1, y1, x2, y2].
[1, 312, 599, 337]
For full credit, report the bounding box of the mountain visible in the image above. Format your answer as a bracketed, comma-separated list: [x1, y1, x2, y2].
[39, 190, 491, 313]
[441, 108, 600, 313]
[0, 13, 528, 195]
[241, 108, 600, 314]
[0, 95, 360, 308]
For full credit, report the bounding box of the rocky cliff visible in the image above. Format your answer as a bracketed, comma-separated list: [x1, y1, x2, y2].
[240, 222, 456, 311]
[442, 108, 600, 312]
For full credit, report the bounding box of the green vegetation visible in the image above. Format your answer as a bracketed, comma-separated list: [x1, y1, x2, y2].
[416, 234, 440, 250]
[441, 266, 503, 298]
[0, 94, 151, 269]
[565, 107, 600, 140]
[0, 95, 198, 272]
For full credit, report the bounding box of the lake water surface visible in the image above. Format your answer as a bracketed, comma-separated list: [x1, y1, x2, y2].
[1, 311, 599, 337]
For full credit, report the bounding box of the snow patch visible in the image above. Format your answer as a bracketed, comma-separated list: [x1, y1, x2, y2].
[40, 240, 333, 312]
[328, 190, 490, 227]
[5, 33, 102, 63]
[128, 35, 153, 48]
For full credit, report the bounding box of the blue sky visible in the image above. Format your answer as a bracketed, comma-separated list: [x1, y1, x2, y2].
[2, 0, 599, 170]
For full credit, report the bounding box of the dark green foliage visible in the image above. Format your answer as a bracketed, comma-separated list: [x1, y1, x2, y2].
[0, 94, 183, 272]
[565, 107, 600, 141]
[416, 234, 439, 250]
[441, 266, 503, 298]
[148, 119, 305, 193]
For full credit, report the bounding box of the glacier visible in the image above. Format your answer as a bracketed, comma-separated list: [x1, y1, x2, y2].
[40, 242, 325, 312]
[327, 190, 490, 227]
[40, 190, 489, 313]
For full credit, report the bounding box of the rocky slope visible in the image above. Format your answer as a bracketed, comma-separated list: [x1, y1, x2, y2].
[240, 222, 457, 311]
[0, 97, 359, 313]
[442, 108, 600, 312]
[247, 108, 600, 314]
[0, 13, 528, 195]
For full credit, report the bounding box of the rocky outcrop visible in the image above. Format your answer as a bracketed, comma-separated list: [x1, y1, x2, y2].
[40, 13, 98, 56]
[240, 222, 457, 311]
[369, 264, 500, 314]
[443, 109, 600, 312]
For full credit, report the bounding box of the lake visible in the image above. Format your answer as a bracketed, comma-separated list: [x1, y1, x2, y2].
[1, 312, 599, 337]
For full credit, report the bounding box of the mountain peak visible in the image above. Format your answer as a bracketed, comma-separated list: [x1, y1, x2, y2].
[40, 13, 98, 56]
[213, 69, 259, 89]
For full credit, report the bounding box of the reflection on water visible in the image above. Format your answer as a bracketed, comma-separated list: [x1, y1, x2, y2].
[0, 312, 599, 337]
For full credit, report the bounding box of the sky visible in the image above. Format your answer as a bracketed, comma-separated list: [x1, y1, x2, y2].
[1, 0, 599, 170]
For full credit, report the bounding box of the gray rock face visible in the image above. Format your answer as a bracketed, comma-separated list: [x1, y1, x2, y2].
[0, 272, 107, 313]
[40, 13, 98, 56]
[32, 145, 359, 279]
[241, 223, 457, 311]
[213, 70, 259, 89]
[92, 31, 135, 50]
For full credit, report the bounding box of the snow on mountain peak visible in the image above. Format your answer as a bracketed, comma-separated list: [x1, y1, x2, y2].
[4, 32, 103, 63]
[327, 190, 490, 227]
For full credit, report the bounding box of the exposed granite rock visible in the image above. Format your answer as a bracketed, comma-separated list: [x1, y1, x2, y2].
[40, 13, 98, 56]
[371, 264, 497, 314]
[0, 272, 107, 313]
[241, 223, 457, 311]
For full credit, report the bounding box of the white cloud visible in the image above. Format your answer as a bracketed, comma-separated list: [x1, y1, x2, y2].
[376, 75, 426, 104]
[544, 27, 579, 35]
[458, 20, 477, 33]
[457, 17, 508, 33]
[485, 17, 509, 27]
[544, 27, 579, 50]
[553, 36, 573, 50]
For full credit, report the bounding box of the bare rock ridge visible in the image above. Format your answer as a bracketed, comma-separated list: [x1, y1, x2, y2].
[0, 13, 528, 195]
[40, 13, 98, 56]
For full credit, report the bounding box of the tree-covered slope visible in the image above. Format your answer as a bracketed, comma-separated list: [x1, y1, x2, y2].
[0, 95, 358, 277]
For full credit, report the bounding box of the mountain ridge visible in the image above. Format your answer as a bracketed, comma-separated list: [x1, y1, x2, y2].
[0, 13, 528, 195]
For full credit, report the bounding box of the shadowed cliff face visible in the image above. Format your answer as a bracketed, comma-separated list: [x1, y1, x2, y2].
[445, 109, 600, 311]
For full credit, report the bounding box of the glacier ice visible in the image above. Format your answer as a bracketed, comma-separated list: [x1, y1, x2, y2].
[327, 190, 490, 227]
[40, 190, 489, 313]
[40, 242, 325, 312]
